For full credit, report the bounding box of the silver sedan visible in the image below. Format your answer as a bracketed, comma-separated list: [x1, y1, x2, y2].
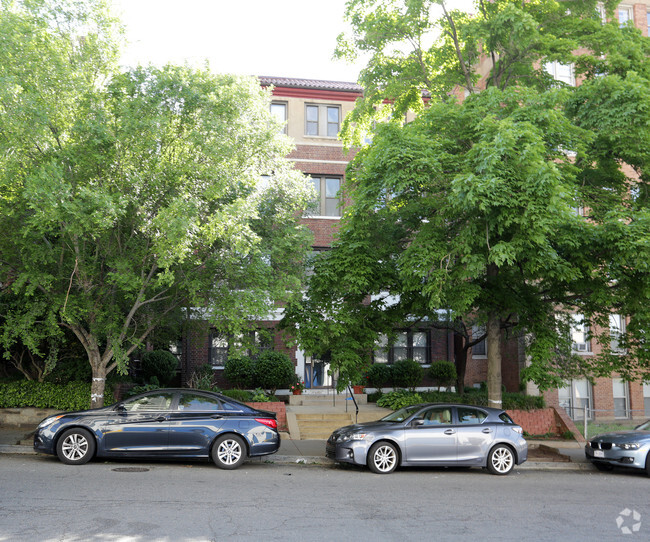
[326, 403, 528, 475]
[585, 420, 650, 475]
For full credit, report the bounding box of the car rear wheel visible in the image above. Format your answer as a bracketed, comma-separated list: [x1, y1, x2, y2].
[56, 428, 95, 465]
[487, 444, 515, 475]
[367, 442, 398, 474]
[212, 434, 246, 470]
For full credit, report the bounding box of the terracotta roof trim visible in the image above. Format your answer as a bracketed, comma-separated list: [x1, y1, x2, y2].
[258, 76, 362, 93]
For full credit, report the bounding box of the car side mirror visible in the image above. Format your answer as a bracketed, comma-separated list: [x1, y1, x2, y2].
[115, 403, 126, 413]
[412, 418, 424, 427]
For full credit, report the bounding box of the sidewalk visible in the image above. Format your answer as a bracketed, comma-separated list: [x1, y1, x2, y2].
[0, 424, 593, 470]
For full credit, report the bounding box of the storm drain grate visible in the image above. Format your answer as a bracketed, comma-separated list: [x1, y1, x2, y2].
[111, 467, 150, 473]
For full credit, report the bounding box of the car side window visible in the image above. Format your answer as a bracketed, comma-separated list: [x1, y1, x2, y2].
[457, 407, 487, 424]
[177, 393, 222, 411]
[421, 407, 452, 425]
[123, 393, 174, 412]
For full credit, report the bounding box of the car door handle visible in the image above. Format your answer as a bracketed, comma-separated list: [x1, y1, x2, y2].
[444, 429, 456, 435]
[155, 416, 167, 422]
[482, 428, 492, 434]
[211, 415, 223, 419]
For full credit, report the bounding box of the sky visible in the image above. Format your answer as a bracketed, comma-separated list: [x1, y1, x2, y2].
[111, 0, 475, 83]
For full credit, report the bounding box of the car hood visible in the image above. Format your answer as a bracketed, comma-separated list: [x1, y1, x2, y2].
[590, 431, 650, 443]
[332, 420, 401, 435]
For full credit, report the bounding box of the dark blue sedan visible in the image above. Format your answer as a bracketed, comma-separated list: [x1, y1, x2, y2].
[34, 388, 280, 469]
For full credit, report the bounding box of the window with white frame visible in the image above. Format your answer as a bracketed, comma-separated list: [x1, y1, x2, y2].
[558, 379, 593, 420]
[305, 104, 340, 137]
[209, 329, 272, 368]
[612, 378, 630, 418]
[596, 2, 606, 24]
[270, 102, 287, 134]
[644, 382, 650, 416]
[309, 175, 341, 217]
[471, 325, 487, 357]
[544, 61, 575, 86]
[373, 330, 430, 364]
[618, 5, 633, 27]
[609, 314, 626, 354]
[570, 314, 591, 353]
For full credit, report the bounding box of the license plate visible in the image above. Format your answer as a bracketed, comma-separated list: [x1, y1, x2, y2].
[594, 450, 605, 458]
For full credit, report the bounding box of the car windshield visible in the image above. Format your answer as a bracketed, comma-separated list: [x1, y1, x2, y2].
[381, 405, 423, 423]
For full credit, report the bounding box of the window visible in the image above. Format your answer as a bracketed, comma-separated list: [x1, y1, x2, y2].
[305, 104, 340, 137]
[558, 379, 593, 420]
[421, 406, 452, 425]
[570, 314, 591, 353]
[178, 392, 222, 412]
[596, 2, 606, 24]
[609, 314, 626, 354]
[209, 329, 272, 368]
[373, 330, 430, 364]
[647, 11, 650, 37]
[309, 175, 341, 217]
[270, 102, 287, 134]
[618, 5, 633, 27]
[612, 378, 630, 418]
[457, 407, 487, 425]
[471, 325, 487, 357]
[644, 382, 650, 416]
[123, 393, 174, 412]
[544, 61, 575, 86]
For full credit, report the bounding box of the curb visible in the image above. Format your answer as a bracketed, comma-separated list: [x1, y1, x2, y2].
[0, 445, 594, 470]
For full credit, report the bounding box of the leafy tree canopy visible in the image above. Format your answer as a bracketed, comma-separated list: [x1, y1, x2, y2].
[283, 0, 650, 402]
[0, 0, 313, 406]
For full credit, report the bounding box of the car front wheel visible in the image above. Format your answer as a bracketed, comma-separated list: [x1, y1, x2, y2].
[367, 442, 398, 474]
[212, 434, 246, 470]
[56, 428, 95, 465]
[487, 444, 515, 475]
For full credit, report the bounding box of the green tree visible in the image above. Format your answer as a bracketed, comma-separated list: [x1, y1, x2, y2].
[283, 0, 650, 405]
[0, 0, 313, 406]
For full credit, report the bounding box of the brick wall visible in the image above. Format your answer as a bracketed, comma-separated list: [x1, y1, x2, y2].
[507, 407, 585, 442]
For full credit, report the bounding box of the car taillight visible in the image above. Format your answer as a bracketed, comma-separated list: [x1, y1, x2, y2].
[255, 418, 277, 429]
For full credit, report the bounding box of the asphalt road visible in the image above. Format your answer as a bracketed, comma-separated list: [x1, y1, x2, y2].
[1, 454, 648, 542]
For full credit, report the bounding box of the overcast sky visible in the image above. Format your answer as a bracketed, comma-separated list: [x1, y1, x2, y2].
[111, 0, 475, 83]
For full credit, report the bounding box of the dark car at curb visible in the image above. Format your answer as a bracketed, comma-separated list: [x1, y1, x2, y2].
[34, 388, 280, 469]
[326, 403, 528, 475]
[585, 420, 650, 475]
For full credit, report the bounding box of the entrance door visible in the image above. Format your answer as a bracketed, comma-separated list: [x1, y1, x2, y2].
[304, 358, 332, 388]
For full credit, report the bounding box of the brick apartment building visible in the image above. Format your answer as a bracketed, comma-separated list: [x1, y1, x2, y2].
[182, 2, 650, 421]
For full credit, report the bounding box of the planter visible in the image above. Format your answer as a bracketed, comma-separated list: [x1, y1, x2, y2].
[292, 390, 302, 395]
[352, 385, 364, 394]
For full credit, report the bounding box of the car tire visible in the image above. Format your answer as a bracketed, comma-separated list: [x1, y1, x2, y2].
[56, 428, 95, 465]
[211, 434, 246, 470]
[594, 462, 614, 472]
[645, 454, 650, 477]
[486, 444, 515, 475]
[367, 441, 398, 474]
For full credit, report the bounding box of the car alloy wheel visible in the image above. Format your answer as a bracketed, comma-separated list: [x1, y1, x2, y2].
[368, 441, 398, 474]
[212, 434, 246, 470]
[56, 428, 95, 465]
[487, 444, 515, 475]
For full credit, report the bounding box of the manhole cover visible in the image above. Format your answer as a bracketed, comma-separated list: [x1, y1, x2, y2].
[111, 467, 150, 473]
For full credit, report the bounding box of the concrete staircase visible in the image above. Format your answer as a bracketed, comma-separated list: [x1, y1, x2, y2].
[285, 393, 392, 440]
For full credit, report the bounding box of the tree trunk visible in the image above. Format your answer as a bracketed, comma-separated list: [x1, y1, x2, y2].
[89, 351, 108, 409]
[486, 311, 502, 408]
[454, 332, 467, 396]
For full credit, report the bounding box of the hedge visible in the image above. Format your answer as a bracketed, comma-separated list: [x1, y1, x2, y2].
[0, 380, 115, 411]
[374, 389, 545, 411]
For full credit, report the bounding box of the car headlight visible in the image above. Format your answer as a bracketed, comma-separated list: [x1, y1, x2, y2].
[616, 442, 640, 450]
[37, 415, 64, 429]
[339, 432, 368, 442]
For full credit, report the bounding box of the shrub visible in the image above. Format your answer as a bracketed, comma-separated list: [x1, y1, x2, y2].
[250, 388, 270, 402]
[45, 357, 91, 384]
[140, 350, 179, 386]
[391, 359, 423, 391]
[224, 356, 254, 389]
[253, 351, 294, 394]
[377, 389, 422, 410]
[428, 361, 457, 390]
[220, 389, 252, 402]
[364, 364, 392, 389]
[0, 380, 114, 410]
[187, 363, 215, 390]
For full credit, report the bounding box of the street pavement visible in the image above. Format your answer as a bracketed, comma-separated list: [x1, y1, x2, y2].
[0, 423, 593, 470]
